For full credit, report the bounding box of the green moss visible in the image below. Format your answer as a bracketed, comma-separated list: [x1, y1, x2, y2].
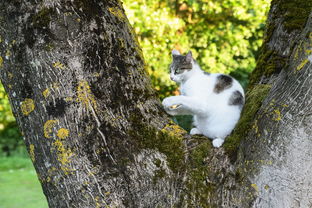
[278, 0, 312, 33]
[150, 127, 186, 172]
[224, 84, 272, 159]
[129, 114, 186, 173]
[152, 167, 167, 184]
[185, 141, 217, 207]
[72, 0, 103, 21]
[44, 43, 55, 51]
[266, 0, 312, 35]
[248, 46, 286, 87]
[255, 0, 311, 83]
[152, 158, 167, 183]
[32, 7, 54, 28]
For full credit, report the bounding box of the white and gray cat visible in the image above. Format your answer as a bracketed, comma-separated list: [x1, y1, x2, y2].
[162, 50, 245, 147]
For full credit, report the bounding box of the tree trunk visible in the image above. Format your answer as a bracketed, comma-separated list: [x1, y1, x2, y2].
[0, 0, 311, 207]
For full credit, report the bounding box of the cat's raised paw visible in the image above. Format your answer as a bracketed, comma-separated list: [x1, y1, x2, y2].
[212, 138, 224, 148]
[162, 97, 179, 108]
[190, 128, 202, 135]
[162, 97, 183, 115]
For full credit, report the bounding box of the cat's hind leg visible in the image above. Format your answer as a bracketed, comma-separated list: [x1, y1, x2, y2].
[190, 128, 202, 135]
[212, 138, 224, 148]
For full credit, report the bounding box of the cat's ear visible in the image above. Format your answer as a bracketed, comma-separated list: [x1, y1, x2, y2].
[172, 49, 180, 56]
[185, 51, 193, 63]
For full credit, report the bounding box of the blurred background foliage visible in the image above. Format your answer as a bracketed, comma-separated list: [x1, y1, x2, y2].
[0, 84, 23, 157]
[124, 0, 271, 98]
[0, 1, 270, 206]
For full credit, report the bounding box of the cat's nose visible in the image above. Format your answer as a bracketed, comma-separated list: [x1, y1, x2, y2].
[170, 75, 174, 81]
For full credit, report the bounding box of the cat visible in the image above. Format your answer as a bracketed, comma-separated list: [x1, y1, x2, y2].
[162, 50, 245, 147]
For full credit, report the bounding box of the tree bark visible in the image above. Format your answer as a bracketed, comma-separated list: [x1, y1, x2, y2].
[0, 0, 311, 207]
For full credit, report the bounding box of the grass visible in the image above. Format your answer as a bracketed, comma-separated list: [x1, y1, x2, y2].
[0, 156, 48, 208]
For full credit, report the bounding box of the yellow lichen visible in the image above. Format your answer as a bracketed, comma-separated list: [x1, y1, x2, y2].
[52, 82, 60, 89]
[47, 167, 57, 175]
[161, 123, 185, 138]
[93, 72, 101, 77]
[273, 109, 282, 121]
[296, 59, 309, 71]
[57, 128, 69, 139]
[95, 196, 101, 208]
[52, 139, 74, 174]
[5, 50, 11, 58]
[108, 7, 125, 21]
[53, 139, 73, 164]
[252, 120, 261, 137]
[21, 98, 35, 116]
[65, 97, 73, 102]
[52, 61, 64, 69]
[42, 88, 50, 98]
[251, 183, 259, 192]
[29, 144, 35, 162]
[294, 46, 300, 60]
[264, 184, 270, 190]
[8, 72, 13, 79]
[0, 56, 3, 67]
[44, 120, 58, 138]
[76, 80, 97, 109]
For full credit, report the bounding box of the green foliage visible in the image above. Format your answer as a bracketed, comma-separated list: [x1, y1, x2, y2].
[124, 0, 271, 98]
[0, 84, 15, 126]
[0, 84, 23, 156]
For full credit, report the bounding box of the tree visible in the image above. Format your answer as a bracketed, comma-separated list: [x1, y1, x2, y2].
[0, 0, 311, 207]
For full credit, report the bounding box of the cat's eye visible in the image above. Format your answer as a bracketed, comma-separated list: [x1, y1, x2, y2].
[175, 68, 187, 74]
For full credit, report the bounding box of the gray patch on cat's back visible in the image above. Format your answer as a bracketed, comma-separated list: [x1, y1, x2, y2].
[203, 72, 210, 76]
[214, 75, 233, 93]
[228, 90, 244, 107]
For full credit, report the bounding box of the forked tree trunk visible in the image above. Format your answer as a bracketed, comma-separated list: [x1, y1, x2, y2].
[0, 0, 311, 207]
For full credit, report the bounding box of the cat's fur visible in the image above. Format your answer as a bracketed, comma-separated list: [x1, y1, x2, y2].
[162, 50, 245, 147]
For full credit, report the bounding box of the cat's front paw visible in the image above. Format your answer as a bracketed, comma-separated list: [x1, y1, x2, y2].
[162, 96, 182, 115]
[212, 138, 224, 148]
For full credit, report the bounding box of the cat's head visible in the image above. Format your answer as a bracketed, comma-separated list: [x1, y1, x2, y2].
[169, 50, 195, 83]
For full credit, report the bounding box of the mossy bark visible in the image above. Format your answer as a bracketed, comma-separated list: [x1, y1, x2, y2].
[230, 1, 312, 207]
[0, 0, 312, 207]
